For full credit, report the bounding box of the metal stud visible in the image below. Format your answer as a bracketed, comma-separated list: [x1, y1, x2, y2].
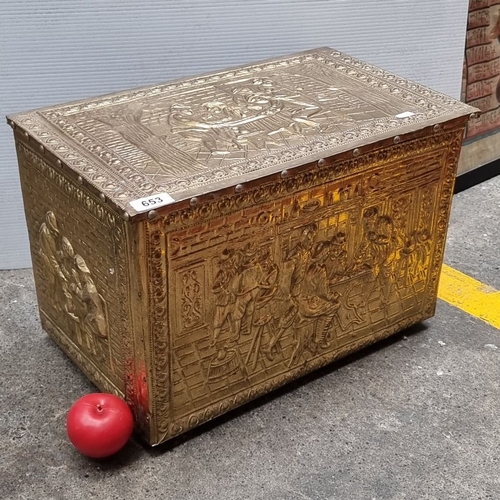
[7, 120, 15, 130]
[39, 144, 45, 154]
[148, 210, 157, 220]
[317, 158, 325, 167]
[123, 212, 130, 221]
[77, 175, 83, 184]
[433, 124, 441, 132]
[393, 136, 401, 144]
[99, 193, 106, 202]
[353, 148, 360, 157]
[56, 159, 62, 167]
[24, 131, 29, 140]
[281, 170, 289, 179]
[190, 197, 199, 207]
[235, 184, 243, 193]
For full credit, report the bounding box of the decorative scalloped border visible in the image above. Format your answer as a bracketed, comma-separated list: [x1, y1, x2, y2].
[423, 129, 464, 316]
[144, 219, 171, 444]
[11, 48, 475, 210]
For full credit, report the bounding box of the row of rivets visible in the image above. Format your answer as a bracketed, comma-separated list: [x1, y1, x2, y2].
[146, 177, 267, 221]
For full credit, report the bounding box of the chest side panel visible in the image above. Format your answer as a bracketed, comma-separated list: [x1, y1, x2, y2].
[15, 140, 133, 396]
[146, 125, 464, 443]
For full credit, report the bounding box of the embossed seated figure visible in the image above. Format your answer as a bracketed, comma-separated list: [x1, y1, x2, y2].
[294, 239, 341, 351]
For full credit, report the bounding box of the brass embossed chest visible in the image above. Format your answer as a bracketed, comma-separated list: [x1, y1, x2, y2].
[7, 48, 477, 445]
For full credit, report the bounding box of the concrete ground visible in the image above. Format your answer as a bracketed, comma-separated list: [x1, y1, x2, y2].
[1, 175, 500, 500]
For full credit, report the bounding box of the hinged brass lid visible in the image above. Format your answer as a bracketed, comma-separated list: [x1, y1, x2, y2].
[8, 47, 477, 215]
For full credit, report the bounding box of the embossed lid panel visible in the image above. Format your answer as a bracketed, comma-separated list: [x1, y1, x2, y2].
[9, 47, 476, 214]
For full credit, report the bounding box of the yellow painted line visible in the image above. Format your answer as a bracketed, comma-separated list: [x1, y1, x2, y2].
[438, 264, 500, 330]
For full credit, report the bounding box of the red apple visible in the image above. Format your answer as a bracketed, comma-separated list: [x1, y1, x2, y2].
[66, 393, 134, 458]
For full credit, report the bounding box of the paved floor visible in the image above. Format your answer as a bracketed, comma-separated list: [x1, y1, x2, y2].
[1, 175, 499, 500]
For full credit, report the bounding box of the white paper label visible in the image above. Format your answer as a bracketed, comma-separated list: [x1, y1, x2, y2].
[395, 111, 415, 119]
[129, 192, 175, 212]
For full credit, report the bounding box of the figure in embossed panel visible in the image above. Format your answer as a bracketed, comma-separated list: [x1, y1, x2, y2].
[206, 202, 430, 369]
[211, 248, 240, 345]
[264, 224, 342, 364]
[401, 229, 432, 285]
[39, 211, 65, 305]
[39, 212, 108, 359]
[211, 244, 279, 346]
